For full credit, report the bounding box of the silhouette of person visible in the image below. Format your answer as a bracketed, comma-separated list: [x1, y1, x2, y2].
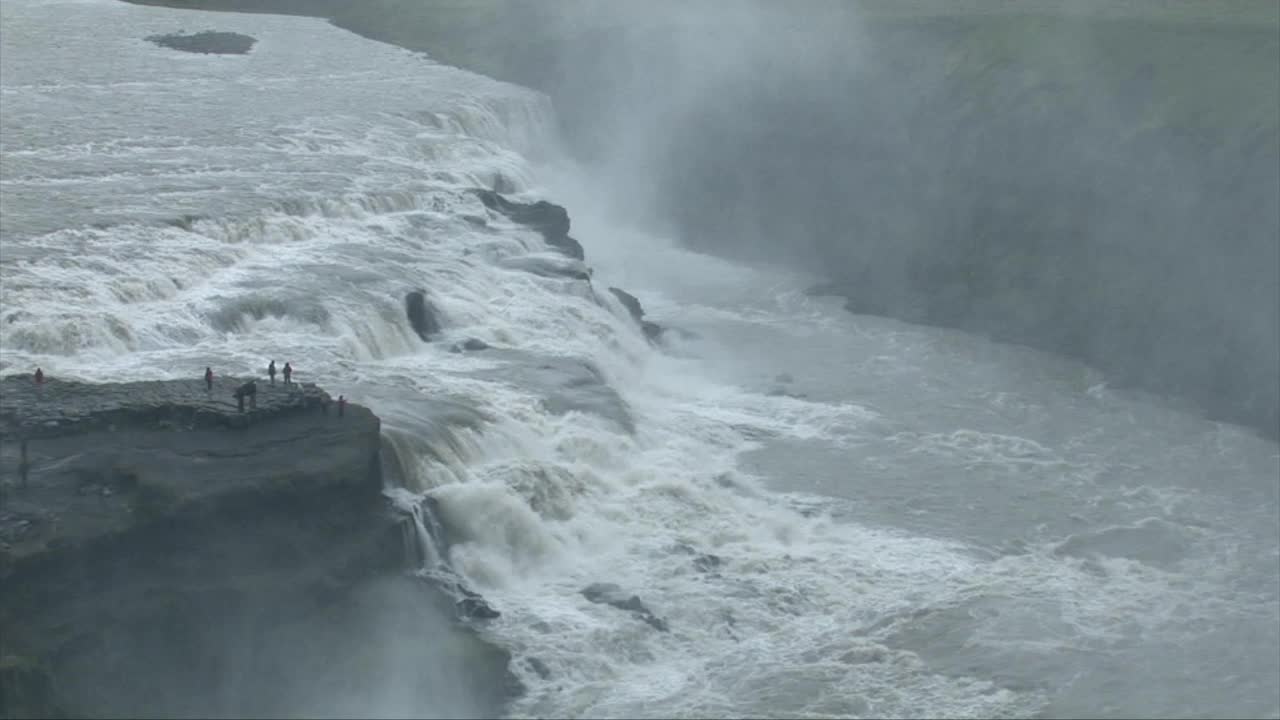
[204, 366, 214, 391]
[234, 380, 257, 412]
[283, 362, 293, 386]
[268, 360, 277, 385]
[337, 395, 346, 418]
[33, 367, 44, 385]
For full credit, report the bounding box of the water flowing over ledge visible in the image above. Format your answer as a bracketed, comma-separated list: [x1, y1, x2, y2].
[4, 2, 1276, 717]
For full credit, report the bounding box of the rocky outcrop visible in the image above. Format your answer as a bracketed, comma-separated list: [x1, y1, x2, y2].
[405, 289, 442, 341]
[468, 190, 665, 346]
[608, 287, 663, 343]
[608, 287, 645, 323]
[499, 255, 591, 282]
[450, 338, 491, 353]
[145, 30, 256, 54]
[581, 582, 668, 632]
[472, 190, 585, 261]
[672, 541, 723, 574]
[0, 376, 512, 719]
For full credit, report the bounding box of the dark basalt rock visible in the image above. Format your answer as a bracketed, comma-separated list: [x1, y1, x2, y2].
[524, 656, 552, 680]
[471, 190, 585, 261]
[581, 582, 668, 632]
[608, 287, 664, 343]
[671, 542, 723, 573]
[145, 30, 256, 55]
[500, 256, 591, 282]
[692, 553, 723, 573]
[449, 338, 491, 353]
[456, 593, 501, 620]
[473, 190, 569, 238]
[608, 287, 645, 324]
[0, 376, 514, 719]
[405, 290, 442, 341]
[545, 234, 585, 261]
[0, 376, 334, 439]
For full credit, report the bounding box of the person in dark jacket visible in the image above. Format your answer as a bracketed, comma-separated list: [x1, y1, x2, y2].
[234, 380, 257, 412]
[283, 362, 293, 386]
[34, 367, 44, 384]
[204, 366, 214, 391]
[268, 360, 277, 385]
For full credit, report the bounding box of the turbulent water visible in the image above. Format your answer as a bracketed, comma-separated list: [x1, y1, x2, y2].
[2, 1, 1278, 718]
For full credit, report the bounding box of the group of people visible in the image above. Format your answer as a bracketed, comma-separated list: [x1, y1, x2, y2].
[203, 361, 344, 417]
[27, 364, 346, 417]
[266, 360, 293, 386]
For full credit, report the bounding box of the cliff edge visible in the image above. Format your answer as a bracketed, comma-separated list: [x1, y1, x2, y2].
[0, 376, 511, 719]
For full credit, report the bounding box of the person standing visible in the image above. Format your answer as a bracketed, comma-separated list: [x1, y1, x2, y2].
[234, 380, 257, 412]
[268, 360, 276, 385]
[204, 366, 214, 391]
[33, 367, 44, 385]
[283, 362, 293, 386]
[337, 395, 345, 418]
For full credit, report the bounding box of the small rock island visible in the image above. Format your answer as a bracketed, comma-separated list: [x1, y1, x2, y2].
[145, 30, 257, 55]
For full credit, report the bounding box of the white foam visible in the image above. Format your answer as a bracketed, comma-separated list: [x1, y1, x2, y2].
[3, 2, 1276, 717]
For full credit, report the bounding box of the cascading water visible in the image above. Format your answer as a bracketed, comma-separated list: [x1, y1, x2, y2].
[2, 1, 1277, 718]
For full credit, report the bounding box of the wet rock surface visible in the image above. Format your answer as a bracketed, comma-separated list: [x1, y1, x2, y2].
[608, 286, 664, 343]
[405, 289, 443, 341]
[0, 375, 511, 719]
[450, 338, 492, 353]
[472, 189, 584, 261]
[581, 582, 669, 632]
[0, 375, 333, 438]
[499, 254, 592, 282]
[0, 376, 376, 565]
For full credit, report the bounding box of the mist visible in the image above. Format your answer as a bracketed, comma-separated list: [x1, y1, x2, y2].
[124, 0, 1280, 443]
[493, 0, 1279, 439]
[5, 1, 1277, 716]
[45, 574, 508, 718]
